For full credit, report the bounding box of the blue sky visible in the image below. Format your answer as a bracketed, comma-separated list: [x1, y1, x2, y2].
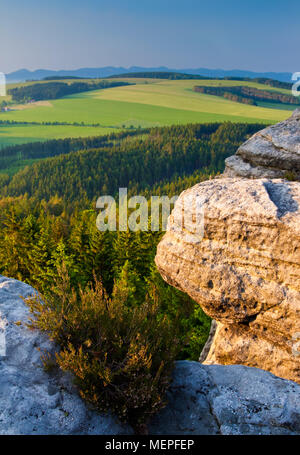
[1, 0, 299, 73]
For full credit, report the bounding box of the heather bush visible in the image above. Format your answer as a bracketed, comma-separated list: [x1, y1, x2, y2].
[26, 265, 181, 431]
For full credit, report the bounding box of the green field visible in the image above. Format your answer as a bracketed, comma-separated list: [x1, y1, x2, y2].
[0, 123, 120, 148]
[0, 78, 294, 148]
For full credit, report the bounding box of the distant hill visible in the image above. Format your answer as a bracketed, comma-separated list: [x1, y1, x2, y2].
[6, 66, 293, 83]
[43, 75, 85, 80]
[107, 71, 209, 80]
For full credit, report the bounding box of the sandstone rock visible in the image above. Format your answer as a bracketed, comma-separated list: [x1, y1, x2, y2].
[149, 361, 300, 435]
[224, 109, 300, 179]
[155, 177, 300, 383]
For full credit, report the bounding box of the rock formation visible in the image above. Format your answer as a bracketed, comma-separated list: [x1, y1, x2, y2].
[224, 108, 300, 179]
[155, 110, 300, 384]
[0, 276, 132, 435]
[1, 275, 300, 434]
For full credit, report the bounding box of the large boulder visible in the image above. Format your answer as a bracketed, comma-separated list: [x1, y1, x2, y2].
[224, 109, 300, 179]
[155, 178, 300, 383]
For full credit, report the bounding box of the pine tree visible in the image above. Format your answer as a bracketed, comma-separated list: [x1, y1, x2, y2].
[26, 227, 54, 292]
[112, 260, 144, 307]
[48, 240, 78, 288]
[87, 224, 115, 293]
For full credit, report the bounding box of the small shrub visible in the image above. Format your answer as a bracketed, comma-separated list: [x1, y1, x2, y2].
[284, 170, 298, 181]
[26, 265, 181, 430]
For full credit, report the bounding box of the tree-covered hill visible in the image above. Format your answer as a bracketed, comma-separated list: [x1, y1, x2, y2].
[0, 122, 263, 203]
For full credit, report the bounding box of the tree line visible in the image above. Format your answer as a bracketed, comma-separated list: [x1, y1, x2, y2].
[8, 80, 132, 103]
[193, 85, 300, 106]
[108, 71, 208, 80]
[223, 77, 292, 90]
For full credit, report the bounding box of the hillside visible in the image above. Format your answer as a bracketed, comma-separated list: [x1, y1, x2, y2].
[0, 122, 262, 199]
[0, 77, 294, 148]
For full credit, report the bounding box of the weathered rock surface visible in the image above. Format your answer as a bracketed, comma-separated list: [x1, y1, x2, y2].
[224, 109, 300, 179]
[155, 178, 300, 383]
[1, 275, 300, 435]
[149, 361, 300, 435]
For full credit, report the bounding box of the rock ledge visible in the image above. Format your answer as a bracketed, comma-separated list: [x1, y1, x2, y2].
[224, 109, 300, 179]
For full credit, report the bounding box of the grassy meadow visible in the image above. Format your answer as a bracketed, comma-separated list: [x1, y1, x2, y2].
[0, 77, 295, 172]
